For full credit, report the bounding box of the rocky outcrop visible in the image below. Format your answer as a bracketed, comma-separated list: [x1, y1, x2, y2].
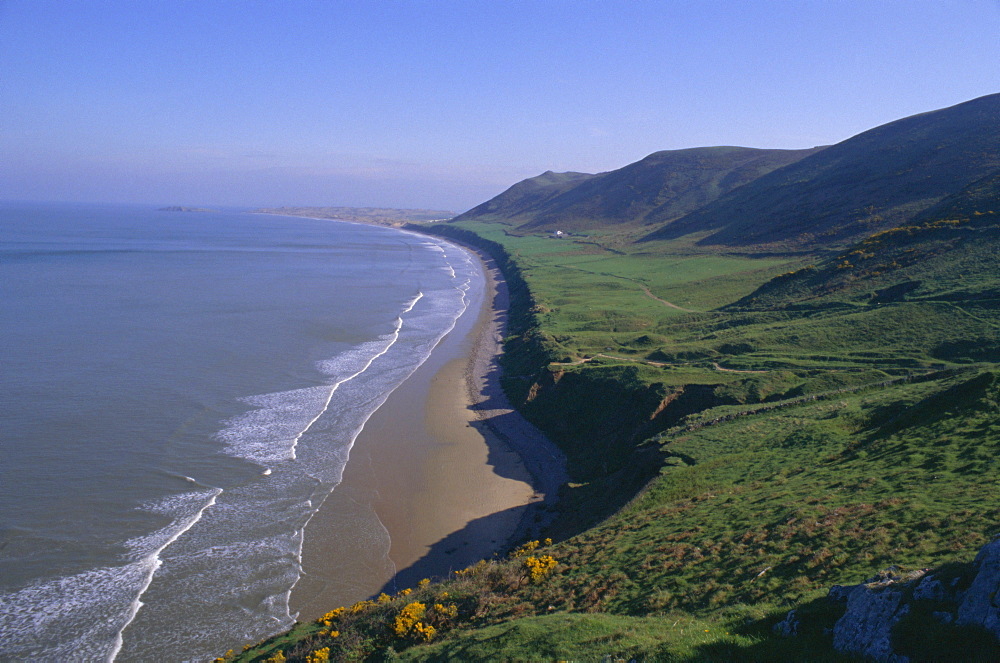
[775, 537, 1000, 661]
[830, 569, 919, 662]
[956, 536, 1000, 637]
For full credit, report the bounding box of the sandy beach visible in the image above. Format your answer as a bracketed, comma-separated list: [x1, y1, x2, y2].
[290, 242, 566, 619]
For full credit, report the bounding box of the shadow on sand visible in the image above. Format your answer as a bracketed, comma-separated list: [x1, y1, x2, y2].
[378, 246, 567, 594]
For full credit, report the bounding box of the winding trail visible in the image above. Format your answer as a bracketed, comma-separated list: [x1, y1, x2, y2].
[640, 285, 698, 312]
[711, 362, 768, 374]
[552, 354, 769, 374]
[545, 261, 699, 312]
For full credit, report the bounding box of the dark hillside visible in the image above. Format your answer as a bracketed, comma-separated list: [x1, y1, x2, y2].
[912, 168, 1000, 222]
[452, 170, 594, 224]
[515, 146, 822, 232]
[452, 146, 820, 232]
[644, 92, 1000, 247]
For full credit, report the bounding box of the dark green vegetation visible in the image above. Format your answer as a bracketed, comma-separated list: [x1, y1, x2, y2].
[231, 94, 1000, 661]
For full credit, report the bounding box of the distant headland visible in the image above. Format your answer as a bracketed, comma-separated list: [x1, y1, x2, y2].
[251, 206, 455, 227]
[158, 206, 219, 213]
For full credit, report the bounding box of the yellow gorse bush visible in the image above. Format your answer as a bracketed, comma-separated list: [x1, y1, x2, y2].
[524, 554, 558, 583]
[511, 538, 554, 557]
[305, 647, 330, 663]
[349, 600, 374, 614]
[454, 559, 488, 576]
[392, 601, 438, 641]
[432, 602, 458, 618]
[393, 601, 427, 636]
[411, 621, 437, 642]
[316, 606, 346, 626]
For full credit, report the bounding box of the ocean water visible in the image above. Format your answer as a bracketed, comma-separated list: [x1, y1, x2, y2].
[0, 202, 481, 661]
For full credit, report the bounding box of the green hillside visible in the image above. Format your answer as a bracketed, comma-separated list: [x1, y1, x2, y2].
[226, 96, 1000, 662]
[644, 93, 1000, 247]
[736, 172, 1000, 313]
[453, 146, 820, 233]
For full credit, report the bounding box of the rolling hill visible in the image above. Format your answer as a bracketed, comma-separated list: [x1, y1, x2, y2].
[454, 170, 595, 225]
[644, 92, 1000, 247]
[453, 146, 822, 232]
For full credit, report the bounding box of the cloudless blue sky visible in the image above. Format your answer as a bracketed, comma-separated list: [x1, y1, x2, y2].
[1, 0, 998, 211]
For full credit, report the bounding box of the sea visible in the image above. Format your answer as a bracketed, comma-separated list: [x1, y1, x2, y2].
[0, 202, 481, 661]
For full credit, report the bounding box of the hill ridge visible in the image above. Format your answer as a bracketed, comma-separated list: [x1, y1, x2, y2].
[643, 92, 1000, 247]
[453, 145, 822, 232]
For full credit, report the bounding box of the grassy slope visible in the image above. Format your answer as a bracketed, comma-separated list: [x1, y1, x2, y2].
[230, 198, 1000, 660]
[644, 93, 1000, 248]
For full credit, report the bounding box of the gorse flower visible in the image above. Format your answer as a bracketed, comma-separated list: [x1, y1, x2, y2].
[432, 602, 458, 618]
[391, 601, 438, 641]
[393, 602, 427, 636]
[512, 540, 541, 557]
[512, 538, 553, 557]
[349, 600, 374, 614]
[305, 647, 330, 663]
[316, 606, 346, 626]
[524, 554, 558, 583]
[411, 621, 437, 642]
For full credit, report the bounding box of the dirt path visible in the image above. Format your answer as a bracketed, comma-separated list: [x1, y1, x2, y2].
[640, 286, 697, 312]
[552, 355, 769, 374]
[548, 261, 698, 313]
[711, 362, 768, 374]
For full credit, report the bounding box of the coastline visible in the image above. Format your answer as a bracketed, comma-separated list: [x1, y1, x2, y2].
[289, 233, 565, 619]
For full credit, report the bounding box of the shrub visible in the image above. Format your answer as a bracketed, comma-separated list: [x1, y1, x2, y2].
[524, 555, 558, 583]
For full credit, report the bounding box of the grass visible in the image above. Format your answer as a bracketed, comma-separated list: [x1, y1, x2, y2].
[227, 208, 1000, 660]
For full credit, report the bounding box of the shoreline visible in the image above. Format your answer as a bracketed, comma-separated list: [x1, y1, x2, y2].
[288, 228, 566, 619]
[456, 244, 568, 544]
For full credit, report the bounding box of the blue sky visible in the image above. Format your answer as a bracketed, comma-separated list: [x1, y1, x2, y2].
[1, 1, 998, 212]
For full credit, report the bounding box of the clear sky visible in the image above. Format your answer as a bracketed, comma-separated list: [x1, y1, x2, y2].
[1, 1, 998, 212]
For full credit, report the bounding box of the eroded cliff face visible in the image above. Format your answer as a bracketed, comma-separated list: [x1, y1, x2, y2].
[776, 537, 1000, 661]
[518, 365, 726, 481]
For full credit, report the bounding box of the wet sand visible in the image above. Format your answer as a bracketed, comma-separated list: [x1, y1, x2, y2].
[290, 243, 566, 619]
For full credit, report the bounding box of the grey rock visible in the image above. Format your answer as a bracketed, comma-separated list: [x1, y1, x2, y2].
[832, 583, 911, 662]
[773, 609, 799, 637]
[913, 574, 945, 601]
[829, 584, 854, 602]
[957, 536, 1000, 637]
